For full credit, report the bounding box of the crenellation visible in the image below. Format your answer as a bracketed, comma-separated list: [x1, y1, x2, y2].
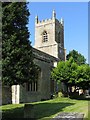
[38, 20, 41, 23]
[42, 19, 45, 22]
[37, 18, 52, 24]
[49, 18, 52, 20]
[45, 19, 48, 21]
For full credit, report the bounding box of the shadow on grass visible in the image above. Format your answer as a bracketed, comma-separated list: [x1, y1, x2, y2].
[2, 107, 24, 119]
[34, 102, 74, 119]
[2, 102, 75, 119]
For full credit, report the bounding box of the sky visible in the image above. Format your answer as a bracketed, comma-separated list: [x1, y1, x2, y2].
[27, 2, 88, 63]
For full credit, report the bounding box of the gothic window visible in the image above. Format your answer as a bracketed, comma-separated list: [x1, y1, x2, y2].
[42, 31, 48, 42]
[26, 81, 38, 92]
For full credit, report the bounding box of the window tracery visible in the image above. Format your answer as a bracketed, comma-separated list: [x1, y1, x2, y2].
[42, 31, 48, 42]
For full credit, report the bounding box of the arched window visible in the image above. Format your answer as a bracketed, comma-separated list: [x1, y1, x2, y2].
[42, 31, 48, 42]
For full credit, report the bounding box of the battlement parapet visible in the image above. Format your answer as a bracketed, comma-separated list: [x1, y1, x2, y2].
[37, 18, 53, 24]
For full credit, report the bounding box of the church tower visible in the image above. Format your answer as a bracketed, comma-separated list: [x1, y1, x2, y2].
[34, 10, 65, 61]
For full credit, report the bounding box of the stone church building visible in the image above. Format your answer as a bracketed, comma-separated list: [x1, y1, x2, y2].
[2, 10, 66, 104]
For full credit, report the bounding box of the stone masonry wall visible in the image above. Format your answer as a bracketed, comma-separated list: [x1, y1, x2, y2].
[2, 86, 12, 105]
[19, 85, 41, 103]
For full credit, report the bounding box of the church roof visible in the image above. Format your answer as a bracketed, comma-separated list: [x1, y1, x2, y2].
[32, 47, 59, 63]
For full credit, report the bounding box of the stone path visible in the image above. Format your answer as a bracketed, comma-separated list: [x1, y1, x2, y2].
[53, 112, 84, 120]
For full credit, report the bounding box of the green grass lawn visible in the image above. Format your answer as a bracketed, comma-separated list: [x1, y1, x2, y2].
[0, 97, 89, 120]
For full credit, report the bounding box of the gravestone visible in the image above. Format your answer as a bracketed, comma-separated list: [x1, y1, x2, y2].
[53, 112, 84, 120]
[24, 104, 34, 118]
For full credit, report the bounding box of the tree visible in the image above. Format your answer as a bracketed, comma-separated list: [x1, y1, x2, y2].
[51, 57, 90, 95]
[76, 64, 90, 89]
[51, 57, 77, 85]
[66, 50, 86, 65]
[2, 2, 39, 86]
[51, 57, 78, 95]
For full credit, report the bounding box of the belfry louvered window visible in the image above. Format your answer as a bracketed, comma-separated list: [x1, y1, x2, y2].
[42, 31, 48, 42]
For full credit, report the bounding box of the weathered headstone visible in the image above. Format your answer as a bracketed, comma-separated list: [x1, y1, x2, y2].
[24, 104, 34, 118]
[53, 112, 84, 120]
